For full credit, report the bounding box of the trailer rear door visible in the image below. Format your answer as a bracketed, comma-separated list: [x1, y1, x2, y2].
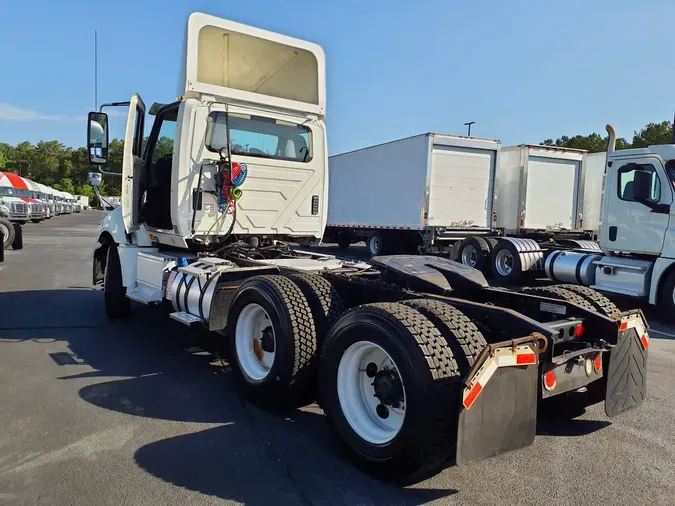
[524, 156, 579, 230]
[427, 141, 496, 228]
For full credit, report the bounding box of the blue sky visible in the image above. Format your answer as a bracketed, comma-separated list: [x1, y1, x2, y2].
[0, 0, 673, 154]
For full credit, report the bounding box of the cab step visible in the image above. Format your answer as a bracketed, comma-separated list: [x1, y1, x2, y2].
[170, 311, 204, 326]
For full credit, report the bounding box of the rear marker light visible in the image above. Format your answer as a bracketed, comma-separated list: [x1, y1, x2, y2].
[640, 334, 649, 350]
[575, 324, 584, 337]
[543, 370, 556, 391]
[593, 354, 602, 373]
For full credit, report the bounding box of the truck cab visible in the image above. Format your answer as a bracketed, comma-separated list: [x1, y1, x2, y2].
[544, 125, 675, 314]
[89, 13, 327, 254]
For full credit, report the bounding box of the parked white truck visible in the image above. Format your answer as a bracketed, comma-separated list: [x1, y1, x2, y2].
[537, 126, 675, 314]
[75, 195, 89, 210]
[86, 12, 647, 483]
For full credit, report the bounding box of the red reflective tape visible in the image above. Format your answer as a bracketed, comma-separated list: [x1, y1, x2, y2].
[619, 321, 628, 331]
[516, 352, 536, 365]
[640, 334, 649, 350]
[463, 383, 483, 410]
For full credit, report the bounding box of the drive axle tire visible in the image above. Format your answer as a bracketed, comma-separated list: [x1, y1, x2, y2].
[288, 274, 345, 348]
[228, 275, 317, 410]
[320, 302, 462, 483]
[402, 299, 487, 369]
[522, 286, 595, 319]
[552, 284, 620, 318]
[104, 244, 130, 318]
[457, 237, 491, 272]
[0, 218, 15, 250]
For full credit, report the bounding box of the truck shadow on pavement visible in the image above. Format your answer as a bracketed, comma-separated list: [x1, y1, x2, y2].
[0, 288, 612, 503]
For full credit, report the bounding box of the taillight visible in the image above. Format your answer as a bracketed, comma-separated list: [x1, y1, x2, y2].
[593, 354, 602, 373]
[575, 324, 584, 337]
[543, 370, 556, 391]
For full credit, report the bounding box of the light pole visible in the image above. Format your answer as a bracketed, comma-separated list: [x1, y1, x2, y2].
[464, 121, 475, 137]
[18, 160, 31, 177]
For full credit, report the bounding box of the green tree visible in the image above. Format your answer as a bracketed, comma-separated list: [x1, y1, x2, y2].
[53, 178, 75, 194]
[632, 121, 673, 148]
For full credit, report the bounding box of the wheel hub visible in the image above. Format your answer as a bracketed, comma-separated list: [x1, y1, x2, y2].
[372, 368, 404, 409]
[260, 326, 275, 352]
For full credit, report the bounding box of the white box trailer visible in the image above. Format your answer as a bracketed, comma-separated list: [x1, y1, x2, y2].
[324, 133, 500, 256]
[495, 145, 587, 233]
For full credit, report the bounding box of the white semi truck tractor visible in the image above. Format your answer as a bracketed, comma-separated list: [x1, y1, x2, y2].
[87, 13, 648, 483]
[540, 125, 675, 315]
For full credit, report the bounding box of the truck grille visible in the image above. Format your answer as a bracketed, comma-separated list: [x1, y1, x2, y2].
[30, 203, 41, 216]
[10, 202, 29, 219]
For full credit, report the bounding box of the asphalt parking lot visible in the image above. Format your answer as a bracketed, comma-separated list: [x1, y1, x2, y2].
[2, 211, 675, 506]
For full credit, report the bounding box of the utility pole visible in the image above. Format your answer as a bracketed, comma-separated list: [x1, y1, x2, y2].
[464, 121, 475, 137]
[18, 160, 31, 176]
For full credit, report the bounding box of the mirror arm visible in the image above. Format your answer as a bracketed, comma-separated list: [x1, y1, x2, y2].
[99, 101, 130, 113]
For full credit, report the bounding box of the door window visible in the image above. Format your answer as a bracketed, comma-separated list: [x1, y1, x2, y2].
[617, 163, 661, 203]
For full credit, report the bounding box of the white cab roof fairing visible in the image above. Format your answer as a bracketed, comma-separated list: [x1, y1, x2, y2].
[37, 183, 53, 196]
[179, 13, 326, 118]
[22, 177, 40, 191]
[62, 192, 74, 200]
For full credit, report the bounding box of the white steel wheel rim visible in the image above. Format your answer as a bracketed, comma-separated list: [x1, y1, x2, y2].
[337, 341, 406, 445]
[461, 244, 478, 267]
[0, 222, 9, 242]
[495, 249, 515, 276]
[235, 303, 276, 381]
[369, 235, 380, 256]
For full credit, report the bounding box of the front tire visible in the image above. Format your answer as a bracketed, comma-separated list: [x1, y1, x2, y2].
[104, 244, 130, 318]
[0, 218, 16, 250]
[227, 275, 317, 410]
[337, 232, 351, 250]
[31, 219, 42, 224]
[320, 302, 462, 483]
[659, 270, 675, 322]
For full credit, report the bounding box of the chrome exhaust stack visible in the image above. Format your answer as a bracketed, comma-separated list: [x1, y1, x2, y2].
[606, 124, 617, 158]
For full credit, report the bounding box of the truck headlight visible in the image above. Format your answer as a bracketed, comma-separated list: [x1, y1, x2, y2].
[0, 205, 9, 218]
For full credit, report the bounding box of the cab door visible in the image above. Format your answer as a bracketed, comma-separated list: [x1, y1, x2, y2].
[601, 157, 672, 254]
[122, 94, 145, 234]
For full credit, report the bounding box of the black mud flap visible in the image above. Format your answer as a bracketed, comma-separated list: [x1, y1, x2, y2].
[456, 364, 538, 466]
[605, 318, 648, 417]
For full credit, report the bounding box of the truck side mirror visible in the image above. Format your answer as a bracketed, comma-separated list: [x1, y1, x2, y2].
[632, 169, 653, 202]
[88, 172, 103, 187]
[88, 112, 109, 165]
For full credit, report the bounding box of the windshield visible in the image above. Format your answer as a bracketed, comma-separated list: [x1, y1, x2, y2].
[17, 189, 31, 198]
[0, 187, 17, 197]
[206, 112, 313, 163]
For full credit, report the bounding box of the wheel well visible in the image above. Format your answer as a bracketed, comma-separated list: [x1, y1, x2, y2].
[656, 261, 675, 304]
[94, 232, 115, 285]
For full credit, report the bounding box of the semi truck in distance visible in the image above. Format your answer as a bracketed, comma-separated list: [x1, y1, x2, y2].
[85, 12, 648, 483]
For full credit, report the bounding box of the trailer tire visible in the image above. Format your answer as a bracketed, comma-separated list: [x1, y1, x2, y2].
[104, 244, 130, 318]
[320, 302, 462, 483]
[228, 275, 317, 410]
[458, 237, 491, 272]
[402, 299, 487, 369]
[0, 218, 15, 250]
[288, 274, 345, 348]
[523, 286, 595, 312]
[367, 232, 385, 257]
[552, 284, 620, 318]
